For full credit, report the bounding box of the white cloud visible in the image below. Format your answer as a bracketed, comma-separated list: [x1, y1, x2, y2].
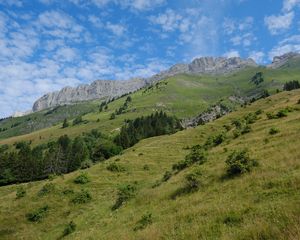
[149, 9, 183, 32]
[230, 32, 256, 47]
[106, 22, 126, 36]
[120, 0, 165, 11]
[223, 50, 240, 58]
[264, 12, 294, 35]
[268, 34, 300, 60]
[249, 51, 265, 64]
[283, 0, 300, 12]
[0, 0, 23, 7]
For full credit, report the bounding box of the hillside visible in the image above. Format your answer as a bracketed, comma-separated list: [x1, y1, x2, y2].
[1, 62, 300, 145]
[0, 90, 299, 240]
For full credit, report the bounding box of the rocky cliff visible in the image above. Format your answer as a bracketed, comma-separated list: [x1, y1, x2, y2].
[32, 56, 258, 112]
[267, 52, 300, 69]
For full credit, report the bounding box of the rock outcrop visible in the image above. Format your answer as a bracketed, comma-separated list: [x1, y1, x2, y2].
[33, 78, 146, 112]
[268, 52, 300, 69]
[32, 56, 258, 112]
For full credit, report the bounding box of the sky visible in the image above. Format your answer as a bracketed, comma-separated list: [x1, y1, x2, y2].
[0, 0, 299, 117]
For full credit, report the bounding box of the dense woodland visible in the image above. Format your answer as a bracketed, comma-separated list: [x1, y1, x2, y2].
[0, 112, 181, 185]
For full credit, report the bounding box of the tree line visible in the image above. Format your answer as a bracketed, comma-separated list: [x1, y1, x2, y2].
[0, 111, 181, 186]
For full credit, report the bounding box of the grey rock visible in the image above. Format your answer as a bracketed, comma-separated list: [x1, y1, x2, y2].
[268, 52, 300, 69]
[181, 104, 232, 128]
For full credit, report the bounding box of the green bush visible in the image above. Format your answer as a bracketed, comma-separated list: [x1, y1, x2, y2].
[226, 150, 258, 176]
[80, 160, 93, 169]
[26, 205, 49, 222]
[133, 213, 153, 231]
[63, 221, 76, 236]
[71, 190, 92, 204]
[143, 164, 150, 171]
[38, 183, 55, 197]
[73, 173, 90, 184]
[205, 133, 226, 148]
[106, 162, 126, 172]
[184, 171, 201, 192]
[241, 125, 251, 134]
[16, 186, 26, 199]
[112, 184, 136, 210]
[233, 129, 241, 139]
[276, 109, 288, 118]
[231, 119, 243, 129]
[269, 127, 280, 135]
[244, 113, 258, 124]
[223, 212, 243, 226]
[162, 171, 172, 182]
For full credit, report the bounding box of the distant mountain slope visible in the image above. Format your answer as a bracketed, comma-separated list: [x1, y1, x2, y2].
[0, 90, 299, 239]
[32, 56, 258, 112]
[1, 60, 300, 143]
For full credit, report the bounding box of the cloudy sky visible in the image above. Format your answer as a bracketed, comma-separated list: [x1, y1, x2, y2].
[0, 0, 299, 117]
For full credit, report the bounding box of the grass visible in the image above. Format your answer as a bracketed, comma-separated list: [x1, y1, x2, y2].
[0, 90, 299, 239]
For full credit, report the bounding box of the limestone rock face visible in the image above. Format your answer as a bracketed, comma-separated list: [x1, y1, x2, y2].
[32, 78, 146, 112]
[268, 52, 300, 69]
[32, 56, 258, 112]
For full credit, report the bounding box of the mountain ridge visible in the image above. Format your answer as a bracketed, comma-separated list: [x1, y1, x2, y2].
[31, 52, 299, 112]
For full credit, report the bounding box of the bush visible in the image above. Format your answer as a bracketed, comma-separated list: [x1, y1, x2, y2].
[71, 190, 92, 204]
[184, 171, 201, 192]
[38, 183, 55, 196]
[133, 213, 153, 231]
[73, 116, 83, 125]
[241, 125, 251, 134]
[73, 173, 90, 184]
[112, 184, 136, 210]
[26, 205, 49, 222]
[297, 99, 300, 104]
[223, 212, 243, 226]
[205, 133, 226, 148]
[269, 127, 280, 135]
[63, 221, 76, 236]
[16, 186, 26, 199]
[143, 165, 150, 171]
[231, 119, 243, 129]
[226, 150, 258, 176]
[276, 109, 288, 118]
[106, 162, 126, 172]
[233, 129, 241, 139]
[162, 171, 172, 182]
[244, 113, 258, 124]
[80, 160, 93, 169]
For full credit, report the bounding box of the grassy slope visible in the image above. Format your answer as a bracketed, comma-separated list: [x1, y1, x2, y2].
[1, 64, 300, 146]
[0, 90, 299, 239]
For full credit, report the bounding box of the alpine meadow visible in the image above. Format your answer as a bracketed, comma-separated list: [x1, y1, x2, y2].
[0, 1, 300, 240]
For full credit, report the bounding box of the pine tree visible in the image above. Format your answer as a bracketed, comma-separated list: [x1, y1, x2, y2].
[62, 118, 69, 128]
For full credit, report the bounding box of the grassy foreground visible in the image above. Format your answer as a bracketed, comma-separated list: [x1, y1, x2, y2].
[0, 90, 299, 239]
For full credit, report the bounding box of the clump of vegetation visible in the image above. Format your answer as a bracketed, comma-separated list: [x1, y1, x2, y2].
[223, 212, 243, 226]
[26, 205, 49, 222]
[38, 183, 55, 197]
[143, 164, 150, 171]
[267, 107, 292, 119]
[162, 171, 172, 182]
[106, 162, 126, 172]
[133, 213, 153, 231]
[73, 116, 84, 125]
[204, 132, 226, 148]
[241, 125, 252, 134]
[16, 186, 26, 199]
[73, 173, 90, 184]
[62, 118, 69, 128]
[63, 221, 76, 237]
[226, 149, 258, 176]
[251, 72, 264, 85]
[71, 190, 92, 204]
[112, 184, 136, 210]
[244, 112, 258, 124]
[269, 127, 280, 135]
[184, 171, 202, 192]
[173, 146, 207, 171]
[110, 113, 116, 120]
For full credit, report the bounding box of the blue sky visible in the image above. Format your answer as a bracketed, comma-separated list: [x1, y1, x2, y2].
[0, 0, 299, 117]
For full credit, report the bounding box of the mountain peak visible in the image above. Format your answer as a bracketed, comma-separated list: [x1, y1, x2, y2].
[268, 52, 300, 69]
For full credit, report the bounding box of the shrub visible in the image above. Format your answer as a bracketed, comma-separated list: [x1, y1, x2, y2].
[233, 129, 241, 139]
[269, 127, 280, 135]
[71, 190, 92, 204]
[276, 109, 288, 118]
[143, 164, 150, 171]
[297, 99, 300, 104]
[241, 125, 251, 134]
[205, 133, 226, 148]
[133, 213, 153, 231]
[80, 160, 92, 169]
[266, 112, 277, 119]
[172, 160, 189, 171]
[226, 150, 258, 176]
[106, 162, 126, 172]
[73, 116, 83, 126]
[223, 124, 232, 131]
[184, 171, 201, 192]
[223, 212, 243, 226]
[255, 109, 263, 115]
[73, 173, 90, 184]
[26, 205, 49, 222]
[173, 147, 207, 171]
[112, 184, 136, 210]
[63, 221, 76, 236]
[16, 187, 26, 199]
[231, 119, 243, 129]
[38, 183, 55, 196]
[162, 171, 172, 182]
[244, 113, 258, 124]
